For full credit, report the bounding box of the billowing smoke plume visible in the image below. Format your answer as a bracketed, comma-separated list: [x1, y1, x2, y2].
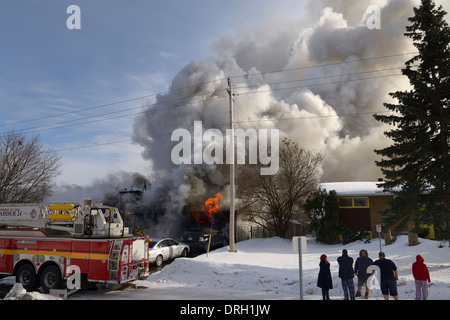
[49, 0, 448, 238]
[129, 0, 427, 236]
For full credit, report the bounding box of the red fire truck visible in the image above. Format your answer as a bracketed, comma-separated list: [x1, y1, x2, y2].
[0, 199, 150, 294]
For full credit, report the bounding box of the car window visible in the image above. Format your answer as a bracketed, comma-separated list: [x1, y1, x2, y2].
[158, 240, 169, 248]
[183, 231, 202, 238]
[167, 240, 177, 246]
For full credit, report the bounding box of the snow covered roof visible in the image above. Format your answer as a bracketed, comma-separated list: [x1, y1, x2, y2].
[318, 181, 392, 197]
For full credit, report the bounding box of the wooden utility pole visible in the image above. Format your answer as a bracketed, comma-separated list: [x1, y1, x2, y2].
[227, 78, 236, 252]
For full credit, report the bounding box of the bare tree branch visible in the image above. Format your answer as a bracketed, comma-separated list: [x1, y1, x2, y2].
[237, 138, 323, 238]
[0, 130, 61, 203]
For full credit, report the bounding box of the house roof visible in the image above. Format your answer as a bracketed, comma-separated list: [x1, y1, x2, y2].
[318, 181, 392, 197]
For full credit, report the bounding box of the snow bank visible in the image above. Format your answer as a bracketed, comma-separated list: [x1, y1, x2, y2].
[3, 283, 61, 300]
[5, 235, 449, 300]
[144, 236, 450, 300]
[147, 237, 300, 299]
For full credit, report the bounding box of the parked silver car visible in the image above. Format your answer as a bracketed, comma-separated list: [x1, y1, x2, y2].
[148, 238, 190, 267]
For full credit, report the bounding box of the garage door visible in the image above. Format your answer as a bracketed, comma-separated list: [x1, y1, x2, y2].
[338, 208, 371, 230]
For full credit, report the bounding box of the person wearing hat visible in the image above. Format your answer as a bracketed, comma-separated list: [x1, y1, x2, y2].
[317, 254, 333, 300]
[412, 255, 431, 300]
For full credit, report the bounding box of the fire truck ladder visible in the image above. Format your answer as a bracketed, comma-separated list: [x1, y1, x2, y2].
[0, 203, 80, 234]
[109, 239, 123, 281]
[0, 199, 130, 238]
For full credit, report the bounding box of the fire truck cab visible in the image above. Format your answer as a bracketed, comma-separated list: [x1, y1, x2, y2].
[0, 199, 150, 294]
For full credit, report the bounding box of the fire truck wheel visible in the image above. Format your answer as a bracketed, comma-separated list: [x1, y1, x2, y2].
[16, 264, 37, 291]
[40, 265, 62, 293]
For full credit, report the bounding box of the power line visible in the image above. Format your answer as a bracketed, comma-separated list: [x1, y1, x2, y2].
[228, 51, 418, 80]
[0, 93, 159, 128]
[45, 70, 403, 152]
[4, 66, 404, 137]
[1, 51, 417, 129]
[0, 81, 229, 129]
[233, 66, 404, 91]
[53, 108, 394, 153]
[4, 92, 228, 136]
[234, 72, 403, 96]
[3, 51, 418, 153]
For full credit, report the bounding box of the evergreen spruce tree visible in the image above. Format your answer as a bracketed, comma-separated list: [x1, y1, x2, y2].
[374, 0, 450, 244]
[304, 189, 340, 244]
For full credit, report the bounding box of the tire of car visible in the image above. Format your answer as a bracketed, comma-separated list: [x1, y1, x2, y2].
[155, 255, 163, 267]
[181, 248, 188, 257]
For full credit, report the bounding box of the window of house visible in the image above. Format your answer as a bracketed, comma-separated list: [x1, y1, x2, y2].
[354, 197, 369, 207]
[338, 197, 370, 208]
[338, 198, 353, 207]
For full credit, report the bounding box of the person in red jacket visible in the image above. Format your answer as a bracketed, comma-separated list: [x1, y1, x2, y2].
[412, 255, 431, 300]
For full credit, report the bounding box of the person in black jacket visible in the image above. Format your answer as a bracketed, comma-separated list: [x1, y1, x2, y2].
[317, 254, 333, 300]
[337, 249, 355, 300]
[354, 249, 373, 299]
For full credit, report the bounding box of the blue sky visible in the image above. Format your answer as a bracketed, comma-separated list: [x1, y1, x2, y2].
[0, 0, 306, 185]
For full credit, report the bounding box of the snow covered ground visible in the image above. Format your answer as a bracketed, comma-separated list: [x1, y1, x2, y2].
[2, 235, 450, 300]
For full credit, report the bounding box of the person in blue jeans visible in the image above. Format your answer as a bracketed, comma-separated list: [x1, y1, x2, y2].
[337, 249, 355, 300]
[373, 251, 399, 300]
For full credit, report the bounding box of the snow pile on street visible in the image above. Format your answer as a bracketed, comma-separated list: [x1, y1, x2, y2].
[3, 283, 61, 300]
[143, 235, 450, 300]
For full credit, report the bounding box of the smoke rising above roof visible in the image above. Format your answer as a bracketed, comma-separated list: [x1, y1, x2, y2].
[51, 0, 450, 237]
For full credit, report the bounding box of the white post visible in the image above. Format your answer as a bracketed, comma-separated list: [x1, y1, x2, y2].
[298, 237, 303, 300]
[293, 236, 307, 300]
[376, 224, 382, 252]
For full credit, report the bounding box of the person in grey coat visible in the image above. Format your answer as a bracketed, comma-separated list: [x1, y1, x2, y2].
[337, 249, 355, 300]
[353, 249, 373, 299]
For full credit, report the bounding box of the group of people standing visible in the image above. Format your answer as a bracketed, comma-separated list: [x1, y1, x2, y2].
[317, 249, 431, 300]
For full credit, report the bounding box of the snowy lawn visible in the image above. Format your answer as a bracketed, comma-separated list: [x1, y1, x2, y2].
[137, 235, 450, 300]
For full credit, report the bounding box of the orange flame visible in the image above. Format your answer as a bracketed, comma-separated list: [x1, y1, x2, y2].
[204, 193, 223, 215]
[190, 193, 223, 224]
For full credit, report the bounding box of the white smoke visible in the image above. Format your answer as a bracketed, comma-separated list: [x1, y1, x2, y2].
[129, 0, 430, 236]
[51, 0, 443, 237]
